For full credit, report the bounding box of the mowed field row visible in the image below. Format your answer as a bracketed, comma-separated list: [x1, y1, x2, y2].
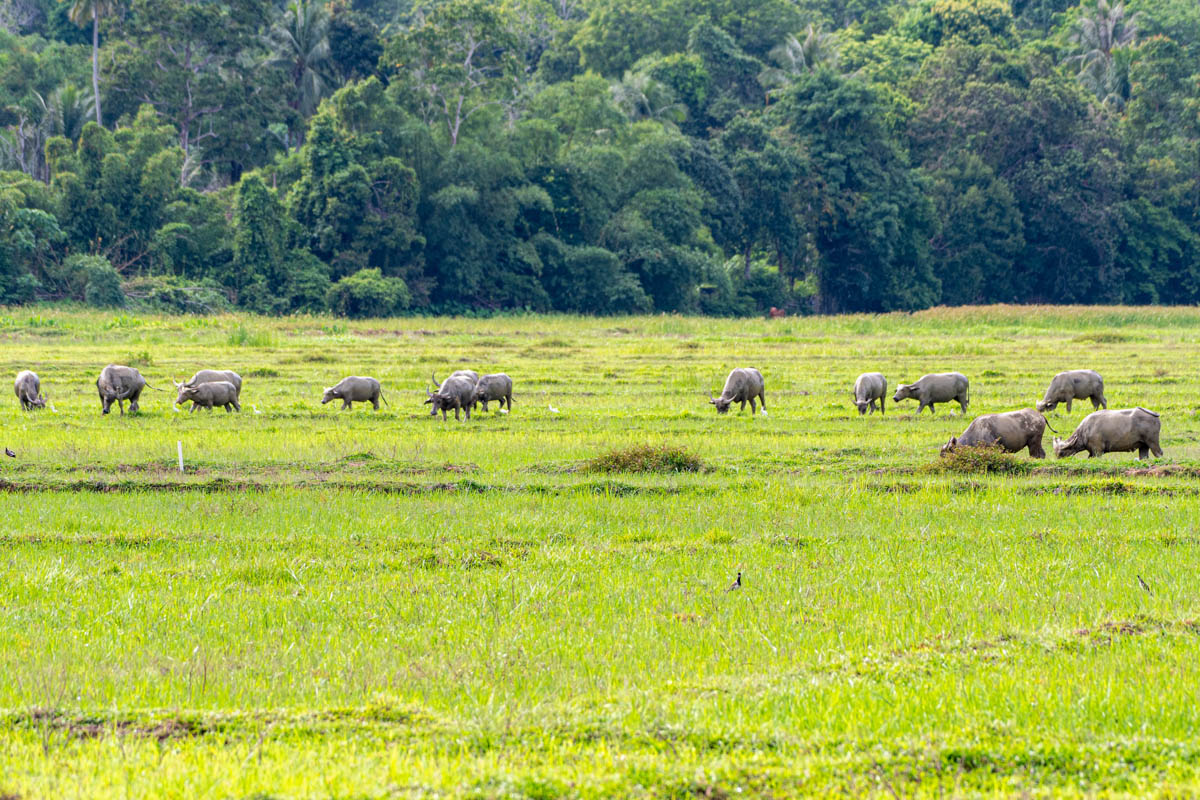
[3, 306, 1200, 799]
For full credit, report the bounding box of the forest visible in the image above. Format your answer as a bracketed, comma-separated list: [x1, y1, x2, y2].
[0, 0, 1196, 315]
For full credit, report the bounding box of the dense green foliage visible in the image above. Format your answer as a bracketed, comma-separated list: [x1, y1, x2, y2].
[1, 306, 1200, 796]
[2, 0, 1199, 313]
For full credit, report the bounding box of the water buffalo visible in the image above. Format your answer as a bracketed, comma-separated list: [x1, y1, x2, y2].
[1036, 370, 1106, 413]
[97, 364, 152, 415]
[175, 369, 243, 409]
[940, 408, 1052, 458]
[471, 373, 513, 413]
[14, 370, 45, 410]
[322, 376, 387, 410]
[1053, 407, 1162, 460]
[853, 372, 886, 415]
[425, 375, 475, 420]
[177, 381, 241, 412]
[709, 368, 766, 414]
[893, 372, 969, 414]
[431, 371, 478, 416]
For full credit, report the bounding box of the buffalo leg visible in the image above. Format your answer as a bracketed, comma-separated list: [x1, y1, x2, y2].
[1139, 445, 1149, 460]
[759, 391, 767, 411]
[1029, 440, 1046, 458]
[1066, 399, 1073, 413]
[372, 397, 380, 410]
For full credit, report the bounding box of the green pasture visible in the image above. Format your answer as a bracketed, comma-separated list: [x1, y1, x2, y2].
[2, 306, 1200, 798]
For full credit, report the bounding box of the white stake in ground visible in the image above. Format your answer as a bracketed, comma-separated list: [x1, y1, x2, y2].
[177, 441, 184, 473]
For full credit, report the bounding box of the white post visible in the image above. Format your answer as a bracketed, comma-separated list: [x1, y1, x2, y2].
[177, 441, 184, 474]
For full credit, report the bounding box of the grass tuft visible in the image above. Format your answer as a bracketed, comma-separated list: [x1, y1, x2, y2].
[934, 444, 1030, 475]
[226, 326, 276, 347]
[585, 444, 704, 474]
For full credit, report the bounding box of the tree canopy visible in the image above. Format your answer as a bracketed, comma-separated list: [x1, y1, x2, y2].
[0, 0, 1197, 314]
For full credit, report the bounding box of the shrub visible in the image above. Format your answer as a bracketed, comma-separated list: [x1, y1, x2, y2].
[123, 275, 232, 314]
[58, 254, 125, 307]
[934, 443, 1030, 475]
[585, 444, 704, 473]
[326, 268, 410, 318]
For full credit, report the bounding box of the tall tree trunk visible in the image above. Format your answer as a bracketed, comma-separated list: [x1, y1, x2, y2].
[91, 7, 102, 126]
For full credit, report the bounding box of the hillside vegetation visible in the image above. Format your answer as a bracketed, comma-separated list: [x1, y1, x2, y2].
[2, 0, 1200, 315]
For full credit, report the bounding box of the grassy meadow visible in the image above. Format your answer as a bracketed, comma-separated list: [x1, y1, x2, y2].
[2, 306, 1200, 798]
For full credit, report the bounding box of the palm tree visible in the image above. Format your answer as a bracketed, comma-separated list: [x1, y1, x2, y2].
[69, 0, 115, 127]
[609, 72, 685, 126]
[758, 25, 838, 99]
[266, 0, 333, 122]
[1069, 0, 1139, 107]
[37, 85, 96, 141]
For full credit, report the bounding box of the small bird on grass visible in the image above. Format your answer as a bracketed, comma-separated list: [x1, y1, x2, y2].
[1138, 574, 1152, 594]
[4, 448, 15, 458]
[548, 404, 559, 414]
[726, 571, 741, 592]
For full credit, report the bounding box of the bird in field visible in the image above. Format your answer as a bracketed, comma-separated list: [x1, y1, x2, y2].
[726, 571, 741, 592]
[4, 448, 14, 458]
[1138, 575, 1152, 594]
[548, 404, 559, 414]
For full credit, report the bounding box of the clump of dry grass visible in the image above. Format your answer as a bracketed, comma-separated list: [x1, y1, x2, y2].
[933, 444, 1030, 475]
[585, 444, 704, 474]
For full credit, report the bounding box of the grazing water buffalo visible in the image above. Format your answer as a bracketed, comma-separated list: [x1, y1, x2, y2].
[853, 372, 886, 415]
[940, 408, 1052, 458]
[1053, 407, 1162, 460]
[472, 373, 513, 413]
[175, 369, 243, 409]
[177, 381, 241, 412]
[893, 372, 969, 414]
[97, 364, 151, 415]
[426, 375, 474, 420]
[1036, 370, 1106, 413]
[322, 376, 386, 410]
[14, 370, 45, 410]
[709, 368, 766, 414]
[431, 371, 478, 416]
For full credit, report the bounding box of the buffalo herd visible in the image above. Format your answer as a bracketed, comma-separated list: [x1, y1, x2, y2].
[10, 362, 1166, 459]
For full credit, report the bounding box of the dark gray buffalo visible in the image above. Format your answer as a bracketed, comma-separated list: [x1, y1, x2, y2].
[1036, 370, 1107, 413]
[425, 375, 475, 420]
[1053, 407, 1162, 460]
[175, 369, 243, 410]
[177, 381, 241, 412]
[893, 372, 969, 414]
[709, 368, 766, 415]
[430, 371, 477, 415]
[322, 376, 387, 410]
[472, 373, 513, 413]
[14, 370, 45, 410]
[940, 408, 1052, 458]
[853, 372, 886, 415]
[97, 364, 153, 415]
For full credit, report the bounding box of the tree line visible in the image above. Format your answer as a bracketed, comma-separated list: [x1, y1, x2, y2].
[0, 0, 1197, 316]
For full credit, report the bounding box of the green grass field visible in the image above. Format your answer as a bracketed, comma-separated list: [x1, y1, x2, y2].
[2, 306, 1200, 798]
